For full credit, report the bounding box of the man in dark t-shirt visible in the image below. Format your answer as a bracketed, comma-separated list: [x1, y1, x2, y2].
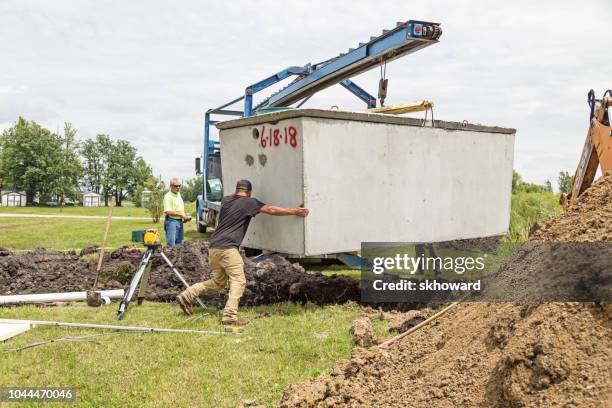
[176, 179, 309, 326]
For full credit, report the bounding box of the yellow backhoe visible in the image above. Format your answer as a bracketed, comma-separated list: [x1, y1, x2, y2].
[561, 89, 612, 209]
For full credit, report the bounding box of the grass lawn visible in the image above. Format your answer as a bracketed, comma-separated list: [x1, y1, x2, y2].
[304, 262, 361, 279]
[0, 204, 150, 217]
[0, 217, 208, 252]
[0, 302, 387, 407]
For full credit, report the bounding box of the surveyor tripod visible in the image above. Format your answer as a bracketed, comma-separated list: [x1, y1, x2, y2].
[116, 244, 205, 320]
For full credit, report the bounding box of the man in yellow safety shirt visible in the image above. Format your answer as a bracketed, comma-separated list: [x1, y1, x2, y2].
[163, 177, 191, 246]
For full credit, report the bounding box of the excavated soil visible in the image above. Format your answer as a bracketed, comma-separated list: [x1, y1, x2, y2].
[1, 242, 422, 311]
[478, 241, 611, 302]
[530, 175, 612, 242]
[0, 242, 360, 308]
[282, 303, 611, 407]
[281, 175, 612, 407]
[349, 317, 380, 348]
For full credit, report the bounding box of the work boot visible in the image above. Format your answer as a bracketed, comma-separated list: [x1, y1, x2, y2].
[175, 293, 193, 316]
[221, 317, 250, 327]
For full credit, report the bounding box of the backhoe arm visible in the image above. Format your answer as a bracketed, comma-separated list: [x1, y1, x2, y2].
[561, 90, 612, 209]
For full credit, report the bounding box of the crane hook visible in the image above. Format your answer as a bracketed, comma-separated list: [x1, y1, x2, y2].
[378, 59, 388, 107]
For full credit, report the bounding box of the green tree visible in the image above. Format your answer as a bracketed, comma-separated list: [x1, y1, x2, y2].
[81, 135, 153, 206]
[0, 117, 63, 204]
[52, 123, 83, 205]
[127, 157, 153, 204]
[180, 176, 202, 202]
[96, 134, 114, 206]
[80, 134, 114, 203]
[129, 158, 154, 207]
[512, 170, 553, 194]
[80, 138, 104, 194]
[544, 180, 553, 193]
[145, 176, 166, 223]
[558, 171, 573, 194]
[107, 140, 137, 206]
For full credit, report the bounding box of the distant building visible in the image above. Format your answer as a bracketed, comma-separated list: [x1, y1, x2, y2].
[0, 190, 27, 207]
[141, 189, 151, 207]
[81, 192, 101, 207]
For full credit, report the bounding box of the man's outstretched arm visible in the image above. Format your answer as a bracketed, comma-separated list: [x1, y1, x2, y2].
[260, 204, 309, 217]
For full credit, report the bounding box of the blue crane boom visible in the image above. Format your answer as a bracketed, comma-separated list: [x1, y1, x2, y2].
[196, 19, 442, 237]
[251, 20, 441, 113]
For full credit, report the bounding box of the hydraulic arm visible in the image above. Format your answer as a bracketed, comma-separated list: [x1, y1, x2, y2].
[562, 90, 612, 209]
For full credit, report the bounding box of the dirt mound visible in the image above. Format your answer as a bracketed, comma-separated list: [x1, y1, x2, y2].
[438, 235, 502, 253]
[0, 248, 90, 295]
[1, 241, 423, 311]
[79, 245, 98, 256]
[281, 303, 611, 407]
[281, 175, 612, 407]
[476, 175, 612, 302]
[479, 242, 611, 302]
[387, 309, 428, 334]
[349, 317, 379, 347]
[530, 174, 612, 242]
[0, 241, 359, 308]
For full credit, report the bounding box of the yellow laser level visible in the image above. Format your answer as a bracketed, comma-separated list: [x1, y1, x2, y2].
[143, 229, 161, 247]
[131, 228, 161, 248]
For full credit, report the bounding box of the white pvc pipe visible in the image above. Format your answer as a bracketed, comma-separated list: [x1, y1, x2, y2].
[0, 289, 125, 305]
[0, 318, 232, 335]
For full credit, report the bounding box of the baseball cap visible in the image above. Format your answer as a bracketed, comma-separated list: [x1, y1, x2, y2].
[236, 179, 252, 191]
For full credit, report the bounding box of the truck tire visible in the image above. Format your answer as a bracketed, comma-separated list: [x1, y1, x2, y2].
[196, 204, 207, 233]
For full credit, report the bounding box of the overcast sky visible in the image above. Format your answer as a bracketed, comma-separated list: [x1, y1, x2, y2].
[1, 0, 610, 189]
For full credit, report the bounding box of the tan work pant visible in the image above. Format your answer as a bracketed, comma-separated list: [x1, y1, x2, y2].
[181, 248, 246, 321]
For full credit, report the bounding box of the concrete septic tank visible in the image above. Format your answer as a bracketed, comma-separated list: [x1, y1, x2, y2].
[216, 109, 515, 256]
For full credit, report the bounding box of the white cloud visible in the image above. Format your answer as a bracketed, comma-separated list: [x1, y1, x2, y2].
[0, 0, 610, 188]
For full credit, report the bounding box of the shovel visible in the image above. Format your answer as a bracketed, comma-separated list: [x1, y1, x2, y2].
[87, 196, 115, 307]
